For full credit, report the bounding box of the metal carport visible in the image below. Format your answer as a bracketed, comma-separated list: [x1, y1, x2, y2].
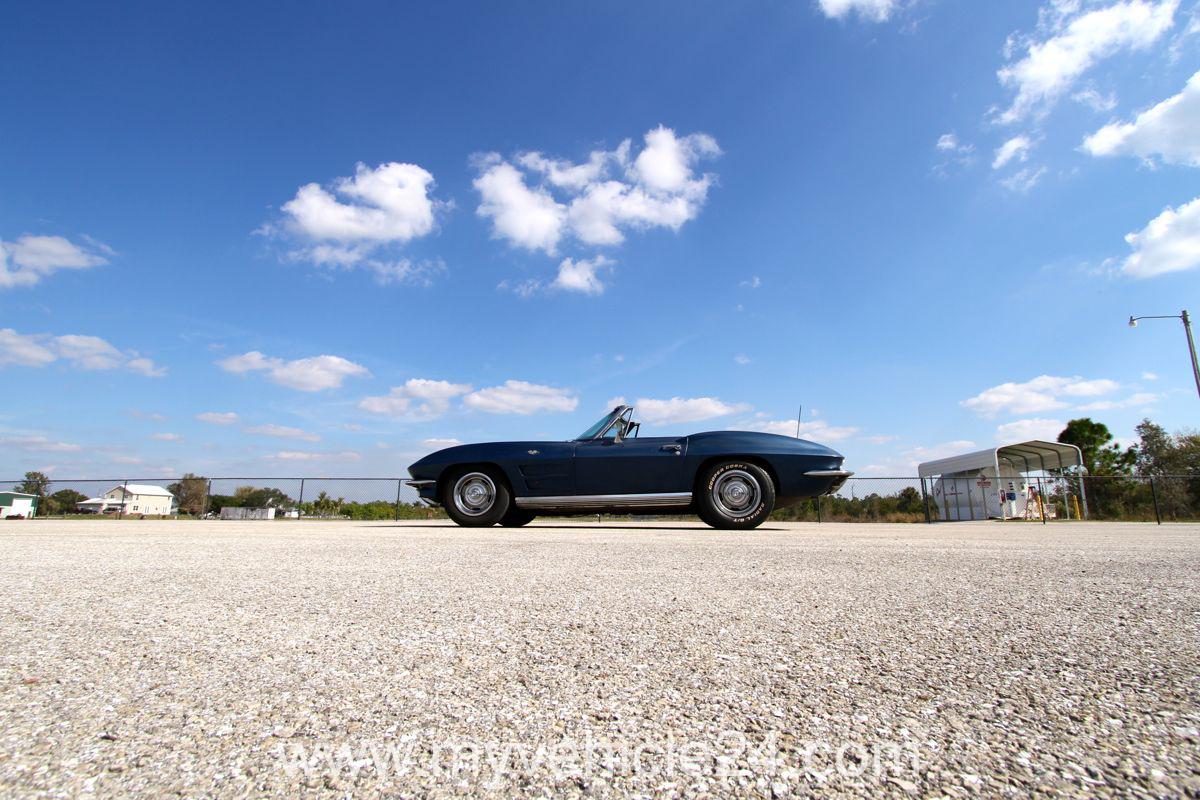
[918, 440, 1087, 521]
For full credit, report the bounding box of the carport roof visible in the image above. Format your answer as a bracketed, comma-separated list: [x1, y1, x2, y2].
[917, 440, 1085, 478]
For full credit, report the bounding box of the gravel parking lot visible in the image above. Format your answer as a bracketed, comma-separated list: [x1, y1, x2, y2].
[1, 519, 1197, 798]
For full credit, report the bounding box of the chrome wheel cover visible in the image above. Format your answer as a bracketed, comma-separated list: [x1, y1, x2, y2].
[712, 469, 760, 517]
[453, 472, 496, 517]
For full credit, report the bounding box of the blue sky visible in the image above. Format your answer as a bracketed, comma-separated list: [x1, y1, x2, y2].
[2, 0, 1198, 483]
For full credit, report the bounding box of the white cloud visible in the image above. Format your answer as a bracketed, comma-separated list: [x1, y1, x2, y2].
[0, 434, 82, 453]
[734, 354, 751, 365]
[464, 381, 579, 415]
[245, 424, 320, 442]
[550, 256, 613, 295]
[993, 135, 1035, 169]
[421, 437, 462, 448]
[473, 156, 568, 254]
[217, 350, 370, 391]
[935, 132, 975, 155]
[0, 328, 164, 375]
[0, 234, 109, 289]
[999, 166, 1047, 193]
[740, 276, 762, 288]
[862, 439, 978, 476]
[635, 396, 751, 426]
[271, 450, 361, 462]
[995, 417, 1066, 442]
[1142, 371, 1159, 380]
[363, 258, 446, 287]
[997, 0, 1179, 123]
[473, 126, 720, 255]
[196, 411, 239, 426]
[1083, 69, 1200, 166]
[1072, 87, 1119, 111]
[269, 161, 446, 281]
[963, 375, 1120, 417]
[737, 418, 860, 441]
[151, 432, 182, 441]
[1119, 196, 1200, 277]
[932, 132, 976, 177]
[359, 378, 472, 419]
[818, 0, 898, 22]
[1075, 391, 1158, 410]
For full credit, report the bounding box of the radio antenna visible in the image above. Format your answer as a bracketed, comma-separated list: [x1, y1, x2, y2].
[795, 405, 802, 438]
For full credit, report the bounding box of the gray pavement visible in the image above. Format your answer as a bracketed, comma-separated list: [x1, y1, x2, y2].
[1, 519, 1198, 797]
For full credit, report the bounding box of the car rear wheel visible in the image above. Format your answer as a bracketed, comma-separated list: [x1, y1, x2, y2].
[499, 508, 536, 527]
[442, 467, 511, 527]
[697, 461, 775, 529]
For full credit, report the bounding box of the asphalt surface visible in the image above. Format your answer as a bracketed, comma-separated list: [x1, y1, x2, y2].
[1, 519, 1198, 798]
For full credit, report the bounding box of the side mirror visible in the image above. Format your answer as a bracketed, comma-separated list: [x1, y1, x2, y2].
[628, 421, 640, 439]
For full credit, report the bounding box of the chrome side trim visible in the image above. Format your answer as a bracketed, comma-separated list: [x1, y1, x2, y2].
[515, 492, 692, 510]
[804, 470, 854, 478]
[405, 479, 436, 487]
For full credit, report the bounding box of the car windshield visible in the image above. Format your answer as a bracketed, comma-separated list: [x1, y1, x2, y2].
[576, 408, 622, 440]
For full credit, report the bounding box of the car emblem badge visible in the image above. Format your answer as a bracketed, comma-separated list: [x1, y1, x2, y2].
[528, 449, 539, 455]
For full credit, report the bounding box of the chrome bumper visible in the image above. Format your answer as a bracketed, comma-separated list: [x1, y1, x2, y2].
[405, 479, 439, 506]
[804, 469, 854, 494]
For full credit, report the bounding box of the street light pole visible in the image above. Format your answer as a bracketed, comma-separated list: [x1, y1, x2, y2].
[1129, 309, 1200, 401]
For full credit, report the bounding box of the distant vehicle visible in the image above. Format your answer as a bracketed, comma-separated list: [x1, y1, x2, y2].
[406, 404, 851, 529]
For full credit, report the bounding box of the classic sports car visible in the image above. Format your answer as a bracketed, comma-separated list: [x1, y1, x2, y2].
[406, 404, 852, 529]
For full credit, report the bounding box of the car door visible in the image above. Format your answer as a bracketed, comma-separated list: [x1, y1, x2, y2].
[573, 435, 688, 496]
[512, 441, 576, 496]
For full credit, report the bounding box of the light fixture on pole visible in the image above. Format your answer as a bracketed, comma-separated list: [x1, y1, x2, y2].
[1128, 309, 1200, 401]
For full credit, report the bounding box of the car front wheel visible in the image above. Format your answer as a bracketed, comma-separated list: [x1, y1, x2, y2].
[442, 468, 511, 527]
[697, 461, 775, 529]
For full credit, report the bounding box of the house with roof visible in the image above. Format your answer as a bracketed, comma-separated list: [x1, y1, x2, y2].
[77, 484, 177, 515]
[1, 491, 39, 519]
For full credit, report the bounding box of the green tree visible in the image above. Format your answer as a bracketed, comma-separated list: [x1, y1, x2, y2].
[167, 474, 209, 516]
[47, 488, 87, 515]
[1057, 418, 1133, 476]
[14, 471, 51, 497]
[233, 485, 294, 509]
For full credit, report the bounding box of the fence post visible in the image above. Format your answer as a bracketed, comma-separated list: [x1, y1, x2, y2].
[1149, 476, 1161, 525]
[395, 479, 402, 521]
[816, 495, 822, 523]
[297, 478, 305, 518]
[201, 479, 212, 519]
[920, 478, 931, 524]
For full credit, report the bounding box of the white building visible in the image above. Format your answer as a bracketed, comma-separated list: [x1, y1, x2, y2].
[219, 507, 276, 520]
[917, 440, 1087, 521]
[77, 484, 177, 515]
[0, 492, 39, 518]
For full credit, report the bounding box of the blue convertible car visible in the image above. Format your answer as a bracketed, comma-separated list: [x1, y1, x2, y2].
[406, 404, 851, 529]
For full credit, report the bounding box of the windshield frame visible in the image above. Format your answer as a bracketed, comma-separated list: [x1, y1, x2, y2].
[575, 405, 629, 441]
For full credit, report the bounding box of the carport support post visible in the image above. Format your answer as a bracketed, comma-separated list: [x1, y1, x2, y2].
[394, 479, 402, 521]
[1149, 476, 1161, 525]
[118, 479, 129, 519]
[1036, 476, 1046, 524]
[920, 478, 931, 524]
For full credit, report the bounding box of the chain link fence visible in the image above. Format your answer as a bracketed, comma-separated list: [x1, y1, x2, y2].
[3, 475, 1197, 523]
